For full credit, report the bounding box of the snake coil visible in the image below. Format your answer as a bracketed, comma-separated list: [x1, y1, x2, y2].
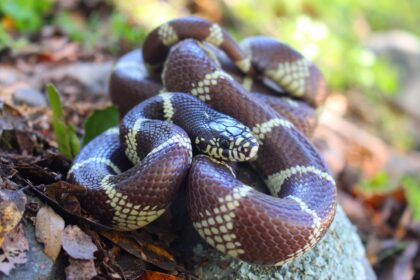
[69, 16, 337, 266]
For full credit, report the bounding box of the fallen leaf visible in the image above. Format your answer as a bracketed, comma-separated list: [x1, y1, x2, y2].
[0, 190, 26, 246]
[115, 252, 145, 280]
[146, 244, 175, 262]
[139, 270, 181, 280]
[62, 225, 97, 260]
[0, 224, 29, 275]
[99, 230, 145, 259]
[100, 231, 179, 272]
[35, 205, 65, 261]
[0, 102, 27, 133]
[65, 257, 97, 280]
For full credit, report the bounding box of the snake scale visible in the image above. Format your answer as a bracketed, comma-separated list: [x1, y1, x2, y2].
[69, 16, 337, 266]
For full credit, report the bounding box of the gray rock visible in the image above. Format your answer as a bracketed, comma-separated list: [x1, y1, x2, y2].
[32, 62, 113, 96]
[0, 67, 26, 86]
[365, 31, 420, 121]
[192, 205, 376, 280]
[0, 222, 64, 280]
[12, 87, 47, 107]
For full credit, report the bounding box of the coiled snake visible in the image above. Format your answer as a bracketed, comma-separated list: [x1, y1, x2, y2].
[68, 17, 337, 266]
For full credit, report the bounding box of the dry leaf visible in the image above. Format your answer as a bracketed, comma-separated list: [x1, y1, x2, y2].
[146, 244, 175, 262]
[0, 224, 29, 275]
[139, 270, 181, 280]
[35, 205, 65, 261]
[116, 253, 145, 280]
[100, 231, 178, 272]
[62, 225, 97, 260]
[65, 257, 97, 280]
[0, 190, 26, 246]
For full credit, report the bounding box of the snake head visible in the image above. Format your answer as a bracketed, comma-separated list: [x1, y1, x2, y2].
[194, 117, 259, 161]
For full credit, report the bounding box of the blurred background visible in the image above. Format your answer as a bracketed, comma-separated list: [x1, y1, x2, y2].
[1, 0, 420, 278]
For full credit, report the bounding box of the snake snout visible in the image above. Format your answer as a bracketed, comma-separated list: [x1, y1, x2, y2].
[204, 117, 259, 162]
[217, 130, 259, 162]
[231, 131, 259, 161]
[194, 118, 259, 162]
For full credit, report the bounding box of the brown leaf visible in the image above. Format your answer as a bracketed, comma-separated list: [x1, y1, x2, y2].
[115, 252, 145, 280]
[65, 257, 97, 280]
[99, 230, 145, 259]
[145, 244, 175, 262]
[0, 190, 26, 246]
[0, 102, 27, 132]
[62, 225, 97, 260]
[139, 270, 182, 280]
[99, 231, 179, 272]
[35, 205, 65, 261]
[0, 224, 29, 275]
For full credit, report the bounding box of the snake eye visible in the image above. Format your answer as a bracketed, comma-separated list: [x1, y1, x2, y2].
[219, 138, 230, 149]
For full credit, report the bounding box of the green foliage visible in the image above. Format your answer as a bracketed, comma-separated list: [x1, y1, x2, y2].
[83, 106, 120, 146]
[0, 28, 26, 50]
[54, 10, 145, 53]
[0, 0, 53, 33]
[0, 0, 52, 49]
[224, 0, 401, 96]
[0, 0, 144, 52]
[402, 176, 420, 221]
[360, 173, 420, 221]
[47, 84, 81, 159]
[110, 12, 146, 46]
[222, 0, 415, 150]
[47, 84, 120, 157]
[359, 171, 395, 194]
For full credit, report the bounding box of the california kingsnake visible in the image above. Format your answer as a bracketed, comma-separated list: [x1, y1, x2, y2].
[69, 16, 337, 266]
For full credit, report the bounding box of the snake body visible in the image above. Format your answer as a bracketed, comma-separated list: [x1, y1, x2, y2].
[70, 17, 337, 265]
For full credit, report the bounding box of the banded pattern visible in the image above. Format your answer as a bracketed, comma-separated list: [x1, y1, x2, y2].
[124, 118, 145, 164]
[251, 118, 293, 143]
[265, 58, 312, 97]
[70, 92, 259, 231]
[193, 184, 252, 258]
[103, 16, 336, 265]
[205, 24, 224, 46]
[235, 57, 252, 74]
[240, 36, 327, 107]
[100, 175, 166, 230]
[190, 70, 233, 102]
[143, 17, 255, 77]
[68, 126, 192, 230]
[162, 38, 336, 265]
[68, 157, 122, 175]
[160, 92, 175, 121]
[266, 165, 335, 195]
[158, 23, 179, 46]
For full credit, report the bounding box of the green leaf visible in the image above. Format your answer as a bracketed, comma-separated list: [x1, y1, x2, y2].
[52, 117, 71, 158]
[402, 176, 420, 221]
[68, 124, 81, 157]
[46, 83, 80, 159]
[359, 170, 395, 194]
[82, 106, 119, 146]
[47, 84, 63, 118]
